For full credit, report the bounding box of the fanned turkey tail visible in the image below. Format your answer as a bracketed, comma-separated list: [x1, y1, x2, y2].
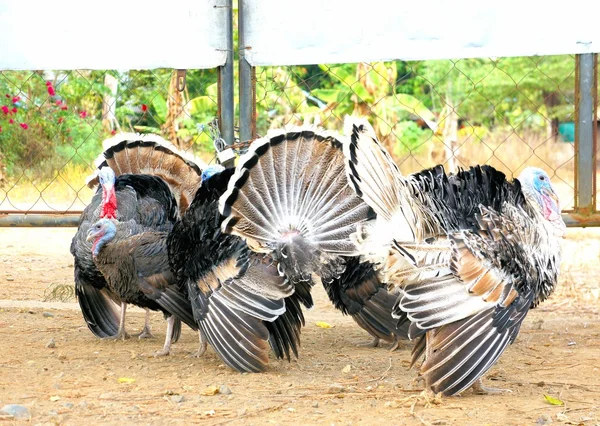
[219, 127, 375, 283]
[86, 133, 204, 213]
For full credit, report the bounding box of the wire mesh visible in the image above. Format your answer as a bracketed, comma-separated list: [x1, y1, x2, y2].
[254, 55, 578, 211]
[0, 68, 220, 214]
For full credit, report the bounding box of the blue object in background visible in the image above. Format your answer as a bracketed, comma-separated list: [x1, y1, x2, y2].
[558, 122, 575, 143]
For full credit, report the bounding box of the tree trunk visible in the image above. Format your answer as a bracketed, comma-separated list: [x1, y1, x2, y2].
[162, 72, 187, 149]
[543, 91, 559, 142]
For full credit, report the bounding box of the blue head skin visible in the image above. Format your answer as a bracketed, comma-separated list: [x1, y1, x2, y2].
[202, 164, 225, 182]
[98, 167, 116, 187]
[86, 218, 117, 257]
[518, 167, 566, 237]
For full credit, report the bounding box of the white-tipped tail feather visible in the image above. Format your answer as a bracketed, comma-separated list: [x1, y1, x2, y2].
[342, 116, 425, 271]
[86, 132, 205, 213]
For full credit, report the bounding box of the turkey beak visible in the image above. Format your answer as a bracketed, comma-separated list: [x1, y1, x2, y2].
[544, 187, 559, 206]
[86, 228, 96, 242]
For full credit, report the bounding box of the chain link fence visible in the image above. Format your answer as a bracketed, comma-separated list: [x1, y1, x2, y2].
[1, 55, 598, 225]
[252, 55, 584, 213]
[0, 68, 221, 220]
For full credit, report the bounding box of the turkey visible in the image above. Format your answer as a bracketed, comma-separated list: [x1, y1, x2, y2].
[341, 116, 565, 396]
[85, 217, 198, 356]
[322, 257, 409, 351]
[211, 126, 413, 371]
[70, 132, 203, 340]
[167, 163, 311, 372]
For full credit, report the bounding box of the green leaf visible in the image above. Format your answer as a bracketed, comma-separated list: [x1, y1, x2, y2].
[205, 83, 219, 100]
[151, 95, 167, 123]
[186, 96, 216, 116]
[310, 89, 342, 104]
[544, 394, 564, 406]
[392, 93, 438, 131]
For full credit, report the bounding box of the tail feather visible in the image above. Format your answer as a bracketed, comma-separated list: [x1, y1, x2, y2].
[266, 294, 305, 361]
[171, 317, 182, 343]
[342, 116, 420, 256]
[86, 133, 205, 213]
[75, 284, 121, 338]
[219, 127, 374, 280]
[342, 116, 405, 222]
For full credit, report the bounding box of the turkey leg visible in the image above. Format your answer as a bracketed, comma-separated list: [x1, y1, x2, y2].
[153, 315, 176, 357]
[135, 309, 156, 339]
[106, 302, 130, 340]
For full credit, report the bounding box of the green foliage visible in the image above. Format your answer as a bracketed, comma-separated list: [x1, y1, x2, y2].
[392, 121, 434, 156]
[0, 71, 108, 178]
[416, 55, 575, 129]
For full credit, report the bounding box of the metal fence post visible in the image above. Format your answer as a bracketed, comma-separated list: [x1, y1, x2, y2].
[238, 0, 255, 144]
[218, 0, 234, 147]
[574, 53, 597, 216]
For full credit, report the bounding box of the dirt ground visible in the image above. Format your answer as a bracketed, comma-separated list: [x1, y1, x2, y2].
[0, 227, 599, 426]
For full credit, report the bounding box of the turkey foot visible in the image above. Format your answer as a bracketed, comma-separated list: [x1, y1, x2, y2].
[148, 316, 177, 357]
[471, 378, 512, 395]
[106, 330, 130, 341]
[357, 337, 380, 348]
[188, 331, 208, 358]
[135, 309, 156, 339]
[388, 337, 401, 352]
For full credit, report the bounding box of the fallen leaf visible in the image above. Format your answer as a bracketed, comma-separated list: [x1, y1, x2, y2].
[49, 396, 61, 402]
[200, 385, 220, 396]
[315, 321, 333, 329]
[118, 377, 136, 384]
[544, 394, 564, 406]
[342, 364, 352, 374]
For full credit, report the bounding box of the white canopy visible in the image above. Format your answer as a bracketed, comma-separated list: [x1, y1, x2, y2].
[0, 0, 228, 70]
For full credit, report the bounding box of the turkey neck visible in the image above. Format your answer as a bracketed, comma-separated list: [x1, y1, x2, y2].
[100, 183, 117, 219]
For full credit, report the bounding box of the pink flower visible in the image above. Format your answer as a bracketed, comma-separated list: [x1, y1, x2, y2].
[79, 111, 87, 118]
[111, 129, 116, 135]
[11, 107, 17, 113]
[12, 96, 20, 103]
[61, 104, 68, 111]
[47, 85, 56, 96]
[1, 106, 8, 115]
[55, 100, 62, 106]
[0, 126, 2, 132]
[141, 104, 148, 112]
[19, 123, 28, 130]
[46, 81, 52, 86]
[9, 118, 14, 124]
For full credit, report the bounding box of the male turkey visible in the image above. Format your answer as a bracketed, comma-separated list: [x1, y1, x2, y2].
[341, 116, 565, 396]
[211, 127, 413, 370]
[167, 164, 309, 371]
[70, 133, 203, 340]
